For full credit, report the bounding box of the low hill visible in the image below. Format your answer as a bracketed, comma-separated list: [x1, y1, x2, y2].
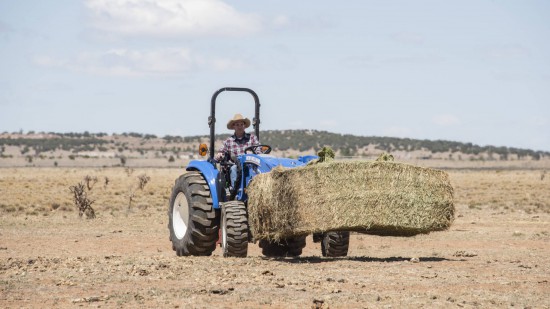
[0, 130, 548, 168]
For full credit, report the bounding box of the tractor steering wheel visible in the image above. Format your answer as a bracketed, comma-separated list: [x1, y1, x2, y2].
[244, 144, 272, 155]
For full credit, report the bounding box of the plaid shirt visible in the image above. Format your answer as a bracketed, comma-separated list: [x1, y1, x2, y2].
[218, 133, 260, 158]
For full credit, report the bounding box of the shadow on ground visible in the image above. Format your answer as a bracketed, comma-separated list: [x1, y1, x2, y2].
[263, 256, 456, 264]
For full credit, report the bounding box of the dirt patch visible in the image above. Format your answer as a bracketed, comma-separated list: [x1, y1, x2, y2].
[1, 168, 549, 308]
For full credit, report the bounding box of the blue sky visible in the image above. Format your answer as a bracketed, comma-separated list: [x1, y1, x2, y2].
[1, 0, 549, 151]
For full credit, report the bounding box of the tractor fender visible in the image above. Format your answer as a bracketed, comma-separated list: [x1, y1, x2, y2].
[186, 160, 221, 209]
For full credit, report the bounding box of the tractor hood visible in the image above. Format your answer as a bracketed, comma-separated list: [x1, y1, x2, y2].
[239, 154, 316, 173]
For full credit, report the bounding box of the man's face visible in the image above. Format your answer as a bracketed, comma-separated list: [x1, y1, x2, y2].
[233, 121, 246, 135]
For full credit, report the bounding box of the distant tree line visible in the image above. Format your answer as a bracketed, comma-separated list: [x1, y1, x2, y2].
[184, 130, 549, 160]
[1, 130, 548, 160]
[2, 131, 158, 139]
[0, 137, 108, 154]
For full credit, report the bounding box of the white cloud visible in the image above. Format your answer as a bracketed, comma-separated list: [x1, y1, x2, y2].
[382, 54, 444, 65]
[433, 114, 460, 126]
[35, 48, 196, 77]
[33, 55, 65, 68]
[271, 15, 290, 28]
[0, 20, 13, 33]
[485, 45, 530, 60]
[390, 32, 425, 45]
[340, 55, 376, 68]
[287, 120, 304, 128]
[528, 115, 548, 127]
[34, 48, 246, 77]
[383, 126, 414, 137]
[319, 119, 337, 127]
[209, 58, 246, 71]
[86, 0, 263, 38]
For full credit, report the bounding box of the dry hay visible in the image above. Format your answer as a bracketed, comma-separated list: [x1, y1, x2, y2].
[247, 161, 454, 240]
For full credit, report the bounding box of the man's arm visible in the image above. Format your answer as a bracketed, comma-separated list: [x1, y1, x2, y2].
[215, 139, 229, 161]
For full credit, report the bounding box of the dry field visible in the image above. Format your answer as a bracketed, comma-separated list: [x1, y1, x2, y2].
[1, 166, 549, 308]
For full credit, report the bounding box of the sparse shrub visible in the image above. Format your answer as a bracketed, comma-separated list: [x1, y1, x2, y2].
[137, 174, 150, 190]
[168, 155, 175, 162]
[83, 175, 98, 190]
[69, 182, 96, 219]
[128, 173, 151, 212]
[124, 167, 134, 176]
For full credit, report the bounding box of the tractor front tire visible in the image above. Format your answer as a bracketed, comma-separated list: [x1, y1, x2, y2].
[221, 201, 249, 257]
[168, 172, 219, 256]
[259, 236, 307, 257]
[321, 231, 350, 257]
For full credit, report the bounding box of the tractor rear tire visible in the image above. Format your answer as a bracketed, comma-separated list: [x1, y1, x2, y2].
[221, 201, 248, 257]
[259, 236, 307, 257]
[321, 231, 350, 257]
[168, 172, 219, 256]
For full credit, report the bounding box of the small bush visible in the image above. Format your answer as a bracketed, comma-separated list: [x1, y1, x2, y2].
[69, 182, 95, 219]
[83, 175, 98, 190]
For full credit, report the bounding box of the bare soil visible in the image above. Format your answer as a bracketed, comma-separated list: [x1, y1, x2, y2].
[1, 168, 549, 308]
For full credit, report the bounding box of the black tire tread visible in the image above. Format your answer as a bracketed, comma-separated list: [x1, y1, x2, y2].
[321, 231, 350, 257]
[222, 201, 249, 257]
[168, 171, 219, 256]
[260, 236, 307, 257]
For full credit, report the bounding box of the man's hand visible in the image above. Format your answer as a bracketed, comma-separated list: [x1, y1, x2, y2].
[214, 152, 225, 161]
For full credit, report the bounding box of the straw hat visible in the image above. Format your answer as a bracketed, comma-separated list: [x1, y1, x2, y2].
[227, 113, 251, 130]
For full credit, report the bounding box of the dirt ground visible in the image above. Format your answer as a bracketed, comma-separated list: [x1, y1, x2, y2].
[1, 167, 549, 308]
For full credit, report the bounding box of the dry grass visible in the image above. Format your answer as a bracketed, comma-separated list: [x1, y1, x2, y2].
[449, 169, 550, 214]
[0, 167, 548, 218]
[0, 168, 181, 216]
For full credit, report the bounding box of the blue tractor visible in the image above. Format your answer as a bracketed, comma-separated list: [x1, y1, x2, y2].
[168, 87, 350, 257]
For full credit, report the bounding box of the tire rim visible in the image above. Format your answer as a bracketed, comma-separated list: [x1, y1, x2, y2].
[172, 192, 189, 240]
[221, 208, 228, 254]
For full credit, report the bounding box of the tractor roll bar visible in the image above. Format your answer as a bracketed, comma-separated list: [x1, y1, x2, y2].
[209, 87, 261, 159]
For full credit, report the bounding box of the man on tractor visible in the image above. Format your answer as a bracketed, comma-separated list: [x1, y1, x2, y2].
[214, 113, 261, 189]
[168, 88, 348, 258]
